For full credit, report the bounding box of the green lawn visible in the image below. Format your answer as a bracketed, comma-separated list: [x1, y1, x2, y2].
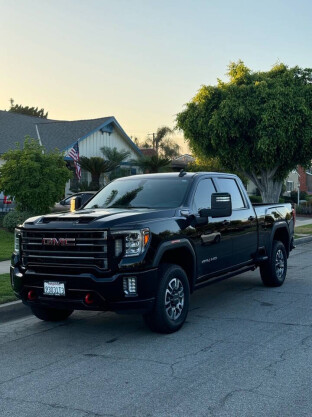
[0, 273, 17, 304]
[295, 224, 312, 235]
[0, 229, 14, 261]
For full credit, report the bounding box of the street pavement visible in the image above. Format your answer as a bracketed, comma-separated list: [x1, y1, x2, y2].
[0, 242, 311, 417]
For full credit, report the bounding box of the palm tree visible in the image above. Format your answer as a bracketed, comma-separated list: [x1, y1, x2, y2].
[101, 147, 131, 165]
[153, 126, 172, 156]
[79, 156, 117, 190]
[101, 147, 131, 180]
[136, 155, 171, 173]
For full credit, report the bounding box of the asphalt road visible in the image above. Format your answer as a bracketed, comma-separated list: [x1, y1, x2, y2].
[0, 243, 312, 417]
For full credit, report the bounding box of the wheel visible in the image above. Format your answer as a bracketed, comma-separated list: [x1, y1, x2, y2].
[30, 305, 74, 322]
[260, 240, 287, 287]
[143, 263, 190, 333]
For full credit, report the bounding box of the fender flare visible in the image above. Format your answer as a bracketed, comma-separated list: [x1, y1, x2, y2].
[269, 223, 291, 256]
[152, 239, 197, 291]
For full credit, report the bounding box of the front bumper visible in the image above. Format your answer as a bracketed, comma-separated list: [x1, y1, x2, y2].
[10, 263, 157, 314]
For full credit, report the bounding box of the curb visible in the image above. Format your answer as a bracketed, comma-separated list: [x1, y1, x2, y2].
[0, 300, 31, 323]
[1, 236, 312, 324]
[294, 236, 312, 246]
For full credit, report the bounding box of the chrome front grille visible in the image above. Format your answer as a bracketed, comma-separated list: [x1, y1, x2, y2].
[21, 230, 109, 270]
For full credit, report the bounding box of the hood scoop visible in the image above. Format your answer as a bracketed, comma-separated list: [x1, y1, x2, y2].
[42, 216, 96, 224]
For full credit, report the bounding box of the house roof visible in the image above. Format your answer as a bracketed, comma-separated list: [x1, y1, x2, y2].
[140, 148, 157, 157]
[0, 110, 52, 154]
[36, 117, 112, 151]
[0, 111, 142, 157]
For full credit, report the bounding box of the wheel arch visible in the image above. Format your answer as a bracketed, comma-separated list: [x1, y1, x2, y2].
[152, 240, 196, 293]
[271, 225, 290, 257]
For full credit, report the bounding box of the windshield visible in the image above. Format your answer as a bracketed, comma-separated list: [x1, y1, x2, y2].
[85, 177, 191, 209]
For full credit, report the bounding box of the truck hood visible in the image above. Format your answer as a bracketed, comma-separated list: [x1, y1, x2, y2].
[23, 207, 177, 229]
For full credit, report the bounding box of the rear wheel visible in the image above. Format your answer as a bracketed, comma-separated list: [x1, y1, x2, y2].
[143, 263, 190, 333]
[30, 305, 74, 322]
[260, 240, 287, 287]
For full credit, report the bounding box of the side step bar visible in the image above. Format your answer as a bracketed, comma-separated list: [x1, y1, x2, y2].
[194, 265, 256, 291]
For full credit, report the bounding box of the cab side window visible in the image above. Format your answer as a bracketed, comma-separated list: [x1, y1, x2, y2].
[217, 178, 245, 209]
[193, 179, 216, 213]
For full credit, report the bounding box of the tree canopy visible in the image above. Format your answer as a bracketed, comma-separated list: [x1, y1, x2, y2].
[9, 99, 48, 118]
[176, 61, 312, 202]
[0, 137, 72, 213]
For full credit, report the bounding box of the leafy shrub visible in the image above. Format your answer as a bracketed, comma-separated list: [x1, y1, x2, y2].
[0, 137, 72, 213]
[296, 201, 312, 215]
[249, 195, 262, 203]
[3, 211, 36, 232]
[290, 190, 308, 203]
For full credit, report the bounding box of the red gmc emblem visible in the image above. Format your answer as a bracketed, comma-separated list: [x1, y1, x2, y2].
[42, 238, 76, 246]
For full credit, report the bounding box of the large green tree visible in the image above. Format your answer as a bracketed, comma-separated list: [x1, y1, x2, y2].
[177, 62, 312, 202]
[9, 98, 48, 118]
[0, 137, 72, 213]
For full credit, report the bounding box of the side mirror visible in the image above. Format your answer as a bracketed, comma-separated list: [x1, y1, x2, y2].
[60, 199, 65, 205]
[210, 193, 232, 217]
[198, 193, 232, 218]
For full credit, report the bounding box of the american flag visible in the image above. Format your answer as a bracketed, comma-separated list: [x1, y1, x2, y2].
[67, 142, 81, 179]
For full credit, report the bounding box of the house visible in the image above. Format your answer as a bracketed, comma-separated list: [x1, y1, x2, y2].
[171, 154, 195, 171]
[0, 110, 142, 195]
[284, 166, 312, 195]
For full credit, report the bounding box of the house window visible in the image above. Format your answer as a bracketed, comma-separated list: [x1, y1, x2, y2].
[286, 181, 294, 192]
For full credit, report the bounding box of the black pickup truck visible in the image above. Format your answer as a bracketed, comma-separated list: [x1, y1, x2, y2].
[11, 172, 295, 333]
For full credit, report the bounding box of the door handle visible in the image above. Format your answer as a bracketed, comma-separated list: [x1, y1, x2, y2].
[248, 216, 255, 221]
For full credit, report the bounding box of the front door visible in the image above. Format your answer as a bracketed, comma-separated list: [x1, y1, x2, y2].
[189, 178, 233, 280]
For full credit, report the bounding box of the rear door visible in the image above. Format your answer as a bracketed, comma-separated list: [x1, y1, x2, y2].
[214, 177, 258, 266]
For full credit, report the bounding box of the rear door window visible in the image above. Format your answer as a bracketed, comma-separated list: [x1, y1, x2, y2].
[216, 178, 245, 210]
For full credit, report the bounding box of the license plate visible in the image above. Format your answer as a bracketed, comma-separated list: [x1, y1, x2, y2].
[43, 281, 65, 296]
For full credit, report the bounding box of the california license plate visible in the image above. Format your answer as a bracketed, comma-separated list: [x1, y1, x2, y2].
[43, 281, 65, 296]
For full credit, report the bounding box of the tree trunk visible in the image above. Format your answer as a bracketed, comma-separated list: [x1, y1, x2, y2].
[242, 167, 283, 203]
[91, 174, 100, 190]
[259, 179, 283, 203]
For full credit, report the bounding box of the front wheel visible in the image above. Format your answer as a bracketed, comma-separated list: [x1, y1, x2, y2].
[143, 263, 190, 333]
[30, 305, 74, 322]
[260, 240, 287, 287]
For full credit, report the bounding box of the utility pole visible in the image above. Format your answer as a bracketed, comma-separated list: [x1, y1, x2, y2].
[147, 133, 156, 153]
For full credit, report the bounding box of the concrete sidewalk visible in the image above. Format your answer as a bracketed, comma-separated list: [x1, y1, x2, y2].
[0, 260, 10, 274]
[296, 216, 312, 226]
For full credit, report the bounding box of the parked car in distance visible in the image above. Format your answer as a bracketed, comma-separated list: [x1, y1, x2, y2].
[0, 192, 15, 212]
[52, 191, 97, 212]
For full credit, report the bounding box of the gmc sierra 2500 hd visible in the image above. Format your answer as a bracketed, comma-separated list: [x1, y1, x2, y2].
[11, 172, 295, 333]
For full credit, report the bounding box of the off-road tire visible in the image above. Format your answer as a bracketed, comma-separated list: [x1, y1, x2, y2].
[30, 305, 74, 322]
[260, 240, 287, 287]
[143, 263, 190, 333]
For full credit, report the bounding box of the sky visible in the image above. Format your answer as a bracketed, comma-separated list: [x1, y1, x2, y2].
[1, 0, 311, 152]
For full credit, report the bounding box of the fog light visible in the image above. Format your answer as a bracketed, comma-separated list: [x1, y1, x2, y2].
[123, 277, 137, 296]
[84, 293, 94, 305]
[27, 290, 36, 301]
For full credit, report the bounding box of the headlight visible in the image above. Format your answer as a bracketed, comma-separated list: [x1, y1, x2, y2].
[14, 229, 21, 254]
[113, 228, 150, 257]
